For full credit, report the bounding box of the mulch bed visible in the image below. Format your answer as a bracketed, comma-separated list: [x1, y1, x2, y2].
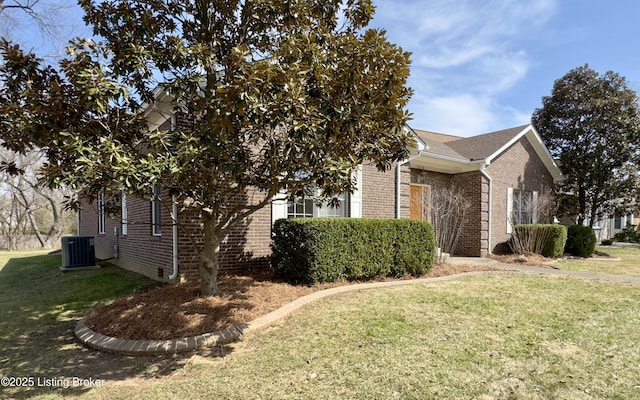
[84, 263, 497, 341]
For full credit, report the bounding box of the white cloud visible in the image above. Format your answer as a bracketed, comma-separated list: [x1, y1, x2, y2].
[409, 94, 496, 136]
[373, 0, 558, 133]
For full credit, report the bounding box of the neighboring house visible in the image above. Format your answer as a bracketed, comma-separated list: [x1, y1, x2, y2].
[78, 123, 563, 281]
[588, 210, 637, 242]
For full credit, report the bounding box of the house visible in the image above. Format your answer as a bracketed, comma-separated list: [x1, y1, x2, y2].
[593, 214, 637, 242]
[78, 123, 563, 282]
[585, 208, 637, 243]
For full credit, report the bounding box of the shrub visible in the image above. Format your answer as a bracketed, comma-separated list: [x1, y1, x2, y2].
[511, 224, 567, 258]
[271, 218, 436, 284]
[565, 225, 596, 257]
[601, 238, 613, 246]
[613, 224, 640, 243]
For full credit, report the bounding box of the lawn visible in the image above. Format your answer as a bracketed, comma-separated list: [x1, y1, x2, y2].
[0, 250, 158, 399]
[2, 250, 640, 399]
[554, 246, 640, 276]
[72, 275, 640, 400]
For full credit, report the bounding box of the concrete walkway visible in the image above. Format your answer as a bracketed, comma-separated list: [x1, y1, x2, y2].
[450, 256, 640, 285]
[75, 257, 640, 356]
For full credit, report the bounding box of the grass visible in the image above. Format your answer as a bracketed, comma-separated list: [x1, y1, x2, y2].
[0, 250, 156, 399]
[2, 249, 640, 399]
[76, 274, 640, 400]
[554, 246, 640, 276]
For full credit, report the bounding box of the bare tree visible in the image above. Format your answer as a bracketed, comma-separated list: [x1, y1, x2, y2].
[430, 184, 471, 262]
[1, 0, 81, 57]
[0, 148, 73, 249]
[509, 190, 558, 255]
[0, 185, 29, 249]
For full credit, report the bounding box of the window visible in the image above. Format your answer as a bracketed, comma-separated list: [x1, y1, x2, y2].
[121, 193, 128, 236]
[97, 192, 105, 234]
[151, 184, 162, 236]
[287, 197, 314, 218]
[507, 188, 538, 233]
[613, 216, 624, 229]
[272, 167, 362, 224]
[286, 192, 349, 218]
[590, 217, 602, 229]
[511, 189, 534, 225]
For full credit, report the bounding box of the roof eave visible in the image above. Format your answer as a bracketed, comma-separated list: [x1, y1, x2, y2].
[410, 151, 485, 174]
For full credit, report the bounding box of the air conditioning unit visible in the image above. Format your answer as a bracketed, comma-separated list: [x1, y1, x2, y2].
[60, 236, 98, 271]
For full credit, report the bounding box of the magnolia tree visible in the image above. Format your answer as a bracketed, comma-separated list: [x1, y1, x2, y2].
[0, 0, 414, 295]
[532, 64, 640, 227]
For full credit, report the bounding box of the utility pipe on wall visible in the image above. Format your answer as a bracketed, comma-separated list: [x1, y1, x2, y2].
[169, 196, 179, 281]
[396, 155, 420, 219]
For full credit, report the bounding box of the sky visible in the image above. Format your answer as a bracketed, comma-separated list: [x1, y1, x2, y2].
[371, 0, 640, 135]
[4, 0, 640, 137]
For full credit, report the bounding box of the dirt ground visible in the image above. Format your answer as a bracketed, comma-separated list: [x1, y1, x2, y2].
[85, 263, 497, 341]
[488, 252, 557, 268]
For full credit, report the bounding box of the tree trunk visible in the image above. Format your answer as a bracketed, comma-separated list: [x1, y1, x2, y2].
[199, 216, 222, 296]
[577, 186, 587, 226]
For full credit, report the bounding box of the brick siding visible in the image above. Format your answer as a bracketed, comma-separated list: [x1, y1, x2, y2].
[80, 163, 404, 282]
[79, 192, 175, 280]
[361, 162, 409, 219]
[410, 169, 486, 256]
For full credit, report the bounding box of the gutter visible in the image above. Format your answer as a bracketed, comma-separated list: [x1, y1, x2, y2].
[479, 165, 493, 255]
[169, 196, 179, 281]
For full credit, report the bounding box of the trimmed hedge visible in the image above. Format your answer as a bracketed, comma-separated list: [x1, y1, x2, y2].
[565, 225, 596, 257]
[271, 218, 436, 284]
[512, 224, 568, 258]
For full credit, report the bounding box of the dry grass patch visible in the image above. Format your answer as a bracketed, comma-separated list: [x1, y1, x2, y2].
[489, 252, 557, 268]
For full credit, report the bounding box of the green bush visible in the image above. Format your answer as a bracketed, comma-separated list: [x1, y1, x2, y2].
[565, 225, 596, 257]
[271, 218, 436, 284]
[511, 224, 567, 258]
[613, 224, 640, 243]
[601, 238, 613, 246]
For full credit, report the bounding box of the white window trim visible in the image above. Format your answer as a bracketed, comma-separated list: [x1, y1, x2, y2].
[97, 192, 106, 234]
[121, 192, 128, 236]
[271, 167, 362, 224]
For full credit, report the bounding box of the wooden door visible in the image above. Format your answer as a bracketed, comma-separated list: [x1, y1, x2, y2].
[409, 185, 430, 221]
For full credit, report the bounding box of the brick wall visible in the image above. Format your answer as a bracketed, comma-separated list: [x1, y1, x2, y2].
[80, 190, 273, 282]
[452, 171, 486, 256]
[79, 192, 175, 281]
[409, 137, 556, 256]
[81, 160, 408, 282]
[361, 162, 409, 219]
[487, 136, 555, 253]
[410, 169, 486, 256]
[176, 198, 272, 281]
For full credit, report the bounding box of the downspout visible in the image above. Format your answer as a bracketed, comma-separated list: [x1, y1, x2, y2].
[479, 166, 493, 255]
[169, 196, 179, 281]
[396, 155, 421, 218]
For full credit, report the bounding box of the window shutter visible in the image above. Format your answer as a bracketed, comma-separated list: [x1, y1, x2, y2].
[121, 193, 128, 236]
[349, 166, 363, 218]
[532, 191, 539, 224]
[271, 191, 288, 225]
[506, 188, 513, 234]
